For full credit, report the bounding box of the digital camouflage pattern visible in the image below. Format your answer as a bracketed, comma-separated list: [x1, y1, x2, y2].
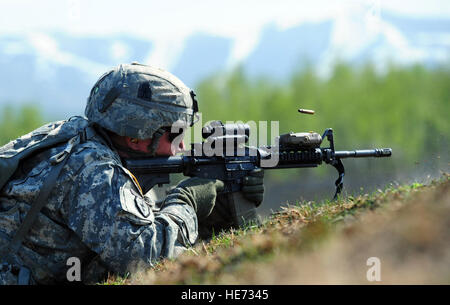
[85, 62, 196, 140]
[0, 116, 198, 284]
[0, 116, 89, 190]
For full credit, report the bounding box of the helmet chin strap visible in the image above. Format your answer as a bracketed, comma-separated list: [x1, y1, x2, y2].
[147, 127, 166, 156]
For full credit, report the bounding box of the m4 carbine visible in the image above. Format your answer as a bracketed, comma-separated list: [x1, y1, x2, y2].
[124, 119, 392, 228]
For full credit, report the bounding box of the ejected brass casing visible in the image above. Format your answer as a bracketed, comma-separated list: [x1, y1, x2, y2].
[298, 108, 315, 115]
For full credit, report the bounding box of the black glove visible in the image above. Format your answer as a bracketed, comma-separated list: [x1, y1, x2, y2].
[242, 168, 265, 207]
[163, 177, 224, 221]
[197, 193, 234, 240]
[197, 169, 265, 240]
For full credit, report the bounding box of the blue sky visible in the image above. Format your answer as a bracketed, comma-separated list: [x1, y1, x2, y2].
[1, 0, 449, 70]
[0, 0, 448, 118]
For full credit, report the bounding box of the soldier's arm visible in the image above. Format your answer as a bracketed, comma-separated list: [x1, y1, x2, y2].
[62, 160, 198, 276]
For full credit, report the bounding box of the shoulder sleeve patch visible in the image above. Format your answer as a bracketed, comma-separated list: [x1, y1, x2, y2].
[119, 183, 154, 224]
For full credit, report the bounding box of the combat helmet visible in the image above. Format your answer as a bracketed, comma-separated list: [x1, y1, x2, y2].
[85, 62, 198, 144]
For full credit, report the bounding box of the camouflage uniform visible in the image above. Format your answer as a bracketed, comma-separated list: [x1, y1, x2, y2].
[0, 63, 199, 284]
[0, 63, 264, 285]
[0, 116, 197, 284]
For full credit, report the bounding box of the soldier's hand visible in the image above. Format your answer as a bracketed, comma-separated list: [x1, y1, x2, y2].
[163, 177, 224, 221]
[242, 169, 265, 207]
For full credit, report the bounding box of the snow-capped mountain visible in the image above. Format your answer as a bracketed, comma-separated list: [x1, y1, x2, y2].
[0, 11, 448, 118]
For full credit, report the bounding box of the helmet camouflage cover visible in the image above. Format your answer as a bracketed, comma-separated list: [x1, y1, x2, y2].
[85, 62, 198, 139]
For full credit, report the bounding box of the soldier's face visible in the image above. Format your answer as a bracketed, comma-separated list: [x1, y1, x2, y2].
[124, 131, 185, 157]
[154, 131, 186, 156]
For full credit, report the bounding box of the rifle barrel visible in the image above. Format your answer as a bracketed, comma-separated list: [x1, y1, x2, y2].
[334, 148, 392, 159]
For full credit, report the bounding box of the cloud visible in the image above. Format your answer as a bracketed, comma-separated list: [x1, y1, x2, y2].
[110, 41, 130, 61]
[26, 32, 107, 78]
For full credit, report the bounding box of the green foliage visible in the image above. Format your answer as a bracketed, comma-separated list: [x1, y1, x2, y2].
[0, 104, 45, 146]
[1, 62, 448, 176]
[194, 62, 450, 173]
